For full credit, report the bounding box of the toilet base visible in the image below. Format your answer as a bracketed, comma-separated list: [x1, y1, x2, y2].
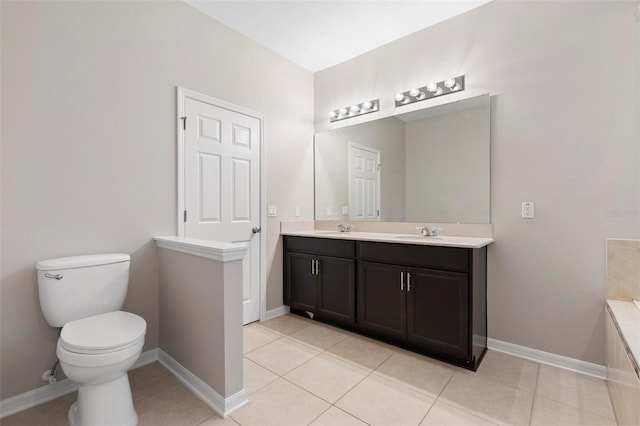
[68, 373, 138, 426]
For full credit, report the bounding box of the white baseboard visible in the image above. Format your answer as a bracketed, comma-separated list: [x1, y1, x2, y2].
[263, 305, 290, 321]
[488, 338, 606, 379]
[0, 348, 159, 419]
[0, 375, 78, 419]
[157, 349, 247, 417]
[135, 348, 159, 368]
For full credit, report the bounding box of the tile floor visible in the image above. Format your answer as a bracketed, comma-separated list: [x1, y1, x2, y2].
[2, 314, 617, 426]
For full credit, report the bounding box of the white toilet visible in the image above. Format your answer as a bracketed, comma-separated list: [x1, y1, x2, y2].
[37, 254, 146, 426]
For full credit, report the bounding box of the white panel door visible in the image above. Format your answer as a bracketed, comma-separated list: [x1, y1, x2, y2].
[184, 97, 261, 324]
[348, 142, 380, 221]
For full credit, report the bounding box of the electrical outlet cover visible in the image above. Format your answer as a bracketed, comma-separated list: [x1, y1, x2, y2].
[521, 202, 535, 219]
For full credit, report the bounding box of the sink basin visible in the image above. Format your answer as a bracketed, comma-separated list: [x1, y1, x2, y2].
[393, 235, 441, 240]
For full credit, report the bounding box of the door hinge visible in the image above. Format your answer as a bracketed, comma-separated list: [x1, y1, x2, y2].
[378, 164, 381, 171]
[377, 210, 380, 216]
[183, 210, 187, 222]
[180, 116, 187, 130]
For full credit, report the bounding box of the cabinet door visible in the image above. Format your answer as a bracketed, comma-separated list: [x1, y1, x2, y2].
[317, 256, 355, 324]
[286, 252, 317, 312]
[357, 261, 406, 340]
[407, 267, 469, 359]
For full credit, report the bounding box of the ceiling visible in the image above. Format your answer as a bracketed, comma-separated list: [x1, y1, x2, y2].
[185, 1, 491, 73]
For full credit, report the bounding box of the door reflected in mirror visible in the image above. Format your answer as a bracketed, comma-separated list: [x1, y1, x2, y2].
[314, 94, 490, 224]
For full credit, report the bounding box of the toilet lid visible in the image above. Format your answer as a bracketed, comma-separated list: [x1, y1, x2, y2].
[60, 311, 146, 354]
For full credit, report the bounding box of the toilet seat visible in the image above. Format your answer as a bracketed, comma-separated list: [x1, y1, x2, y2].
[60, 311, 146, 355]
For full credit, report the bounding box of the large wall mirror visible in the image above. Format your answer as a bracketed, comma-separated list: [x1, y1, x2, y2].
[314, 93, 490, 224]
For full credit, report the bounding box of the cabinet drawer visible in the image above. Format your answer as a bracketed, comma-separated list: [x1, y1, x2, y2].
[285, 236, 356, 258]
[358, 241, 468, 271]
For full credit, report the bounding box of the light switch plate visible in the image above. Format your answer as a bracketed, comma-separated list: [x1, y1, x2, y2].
[522, 202, 535, 219]
[268, 205, 277, 217]
[326, 206, 332, 216]
[342, 206, 349, 216]
[294, 205, 300, 217]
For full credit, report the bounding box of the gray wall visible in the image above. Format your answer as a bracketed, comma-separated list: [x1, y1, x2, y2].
[157, 248, 243, 398]
[0, 1, 313, 399]
[315, 1, 640, 364]
[315, 117, 406, 221]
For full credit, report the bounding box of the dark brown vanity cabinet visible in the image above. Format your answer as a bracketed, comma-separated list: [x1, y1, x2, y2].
[357, 262, 469, 360]
[284, 237, 356, 325]
[405, 267, 469, 360]
[357, 261, 407, 341]
[286, 252, 318, 312]
[284, 236, 487, 370]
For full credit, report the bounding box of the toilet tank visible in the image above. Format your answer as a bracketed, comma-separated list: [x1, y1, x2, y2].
[36, 254, 130, 327]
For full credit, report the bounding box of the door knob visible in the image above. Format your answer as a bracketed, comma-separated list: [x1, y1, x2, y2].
[252, 227, 262, 234]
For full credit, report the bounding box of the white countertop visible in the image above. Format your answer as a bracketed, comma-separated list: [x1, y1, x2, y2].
[281, 230, 494, 249]
[607, 299, 640, 377]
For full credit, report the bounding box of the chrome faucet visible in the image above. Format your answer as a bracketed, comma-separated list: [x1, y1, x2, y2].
[337, 224, 352, 233]
[416, 226, 440, 237]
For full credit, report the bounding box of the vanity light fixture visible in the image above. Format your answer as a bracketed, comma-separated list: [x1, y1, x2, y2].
[395, 75, 465, 107]
[329, 99, 380, 122]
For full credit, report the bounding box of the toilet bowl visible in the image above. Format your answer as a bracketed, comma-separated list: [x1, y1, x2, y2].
[57, 311, 146, 426]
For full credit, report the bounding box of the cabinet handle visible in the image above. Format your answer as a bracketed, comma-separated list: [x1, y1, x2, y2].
[311, 259, 315, 275]
[407, 272, 411, 292]
[400, 271, 404, 291]
[315, 259, 319, 275]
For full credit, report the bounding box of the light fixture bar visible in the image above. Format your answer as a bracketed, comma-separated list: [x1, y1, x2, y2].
[394, 75, 465, 108]
[329, 99, 379, 123]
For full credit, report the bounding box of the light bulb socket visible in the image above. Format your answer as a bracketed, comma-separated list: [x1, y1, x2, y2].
[426, 83, 439, 93]
[329, 99, 379, 122]
[395, 75, 465, 108]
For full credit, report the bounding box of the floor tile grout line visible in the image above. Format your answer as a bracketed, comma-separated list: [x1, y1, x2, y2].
[528, 362, 541, 425]
[242, 326, 288, 355]
[305, 404, 333, 425]
[133, 380, 184, 405]
[278, 348, 375, 407]
[535, 365, 618, 421]
[242, 356, 279, 396]
[421, 365, 457, 424]
[426, 372, 525, 426]
[333, 405, 373, 426]
[247, 322, 379, 401]
[474, 353, 544, 395]
[281, 333, 392, 425]
[286, 331, 351, 354]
